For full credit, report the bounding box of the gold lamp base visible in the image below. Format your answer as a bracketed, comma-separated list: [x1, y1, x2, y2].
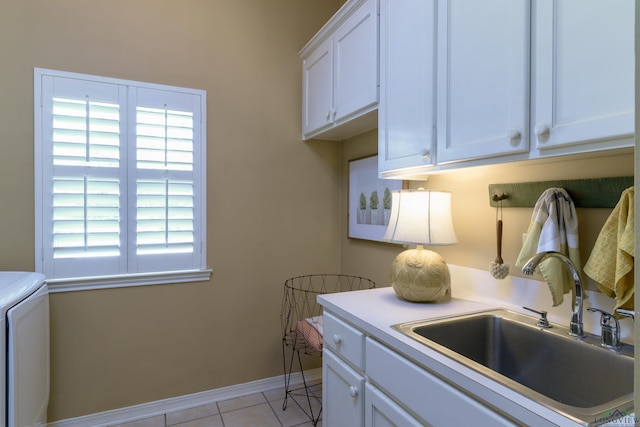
[390, 246, 451, 302]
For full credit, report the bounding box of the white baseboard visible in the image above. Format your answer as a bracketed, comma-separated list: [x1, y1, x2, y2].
[47, 368, 322, 427]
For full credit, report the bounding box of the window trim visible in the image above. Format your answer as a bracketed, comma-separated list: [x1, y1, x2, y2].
[45, 269, 213, 293]
[34, 68, 210, 291]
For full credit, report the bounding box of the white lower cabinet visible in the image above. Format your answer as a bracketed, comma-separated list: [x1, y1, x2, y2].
[322, 309, 517, 426]
[322, 311, 366, 426]
[365, 383, 425, 427]
[323, 349, 365, 426]
[366, 338, 516, 426]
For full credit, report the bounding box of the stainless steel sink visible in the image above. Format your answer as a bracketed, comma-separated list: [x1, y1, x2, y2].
[393, 309, 634, 426]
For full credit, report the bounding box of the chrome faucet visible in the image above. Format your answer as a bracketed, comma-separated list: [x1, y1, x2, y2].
[521, 251, 585, 338]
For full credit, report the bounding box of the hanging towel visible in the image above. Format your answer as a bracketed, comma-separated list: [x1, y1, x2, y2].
[515, 188, 581, 306]
[295, 315, 324, 352]
[584, 187, 634, 312]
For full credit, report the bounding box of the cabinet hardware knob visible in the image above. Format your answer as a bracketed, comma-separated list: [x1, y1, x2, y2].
[419, 149, 430, 159]
[507, 128, 521, 140]
[534, 122, 550, 136]
[325, 111, 331, 121]
[349, 386, 358, 397]
[332, 334, 341, 345]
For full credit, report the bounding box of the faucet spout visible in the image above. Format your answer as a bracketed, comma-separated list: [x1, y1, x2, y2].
[521, 251, 585, 338]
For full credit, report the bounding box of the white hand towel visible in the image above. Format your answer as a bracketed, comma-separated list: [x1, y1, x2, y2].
[515, 188, 581, 306]
[305, 315, 324, 336]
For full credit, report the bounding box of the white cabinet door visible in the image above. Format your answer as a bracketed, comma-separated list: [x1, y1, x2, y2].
[300, 0, 379, 141]
[436, 0, 530, 164]
[532, 0, 634, 152]
[302, 38, 333, 137]
[333, 0, 379, 124]
[365, 383, 426, 427]
[323, 348, 365, 427]
[378, 0, 437, 177]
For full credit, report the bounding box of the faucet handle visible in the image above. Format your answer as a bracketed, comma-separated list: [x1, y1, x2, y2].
[523, 306, 552, 328]
[616, 309, 635, 319]
[587, 307, 621, 350]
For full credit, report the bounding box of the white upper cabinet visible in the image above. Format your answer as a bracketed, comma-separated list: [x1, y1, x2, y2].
[378, 0, 437, 178]
[333, 1, 379, 125]
[378, 0, 634, 177]
[436, 0, 530, 164]
[300, 0, 379, 141]
[532, 0, 634, 154]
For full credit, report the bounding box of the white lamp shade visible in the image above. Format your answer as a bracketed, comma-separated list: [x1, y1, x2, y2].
[383, 189, 458, 246]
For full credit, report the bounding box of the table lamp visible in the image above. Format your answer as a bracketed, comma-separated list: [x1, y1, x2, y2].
[382, 189, 458, 302]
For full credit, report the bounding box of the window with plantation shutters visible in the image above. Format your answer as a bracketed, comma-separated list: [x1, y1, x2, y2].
[35, 69, 209, 290]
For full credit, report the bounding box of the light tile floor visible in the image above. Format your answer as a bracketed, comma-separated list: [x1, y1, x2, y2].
[108, 385, 322, 427]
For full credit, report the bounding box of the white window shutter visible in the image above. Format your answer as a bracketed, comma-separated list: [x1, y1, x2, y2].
[128, 87, 203, 273]
[37, 75, 128, 278]
[35, 69, 206, 282]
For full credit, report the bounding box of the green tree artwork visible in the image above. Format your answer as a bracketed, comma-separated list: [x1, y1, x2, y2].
[359, 192, 367, 210]
[370, 190, 379, 210]
[383, 187, 392, 210]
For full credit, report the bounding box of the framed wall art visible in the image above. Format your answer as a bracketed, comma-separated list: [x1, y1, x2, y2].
[348, 155, 405, 242]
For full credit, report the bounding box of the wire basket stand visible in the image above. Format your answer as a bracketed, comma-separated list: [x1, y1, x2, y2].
[280, 274, 375, 426]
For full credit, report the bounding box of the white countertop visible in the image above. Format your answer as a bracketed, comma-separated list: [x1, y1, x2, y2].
[319, 287, 603, 426]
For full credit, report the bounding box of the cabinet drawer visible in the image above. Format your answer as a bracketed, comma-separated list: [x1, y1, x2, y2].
[366, 338, 515, 426]
[323, 311, 365, 371]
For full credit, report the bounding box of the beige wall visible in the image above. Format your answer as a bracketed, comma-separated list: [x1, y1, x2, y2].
[340, 131, 634, 293]
[0, 0, 342, 421]
[1, 0, 634, 421]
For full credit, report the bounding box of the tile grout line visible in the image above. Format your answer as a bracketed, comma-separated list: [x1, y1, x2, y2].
[262, 391, 285, 427]
[216, 399, 226, 427]
[149, 388, 320, 427]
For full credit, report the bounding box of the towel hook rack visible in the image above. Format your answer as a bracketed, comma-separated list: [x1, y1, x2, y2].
[492, 193, 508, 203]
[488, 177, 633, 208]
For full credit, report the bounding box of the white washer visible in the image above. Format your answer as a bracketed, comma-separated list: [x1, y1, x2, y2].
[0, 272, 49, 427]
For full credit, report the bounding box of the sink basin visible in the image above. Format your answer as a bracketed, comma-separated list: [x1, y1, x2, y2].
[393, 309, 634, 425]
